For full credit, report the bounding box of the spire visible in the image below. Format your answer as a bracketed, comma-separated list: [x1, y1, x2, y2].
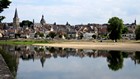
[13, 8, 20, 27]
[32, 19, 35, 29]
[33, 19, 35, 25]
[134, 19, 137, 25]
[14, 8, 18, 18]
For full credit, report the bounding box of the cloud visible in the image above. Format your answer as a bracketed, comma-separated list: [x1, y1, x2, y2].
[1, 0, 140, 24]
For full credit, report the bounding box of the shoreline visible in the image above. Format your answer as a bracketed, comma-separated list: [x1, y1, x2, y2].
[33, 42, 140, 51]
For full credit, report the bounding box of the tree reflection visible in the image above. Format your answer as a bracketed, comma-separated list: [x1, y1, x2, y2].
[0, 49, 18, 77]
[134, 51, 140, 64]
[107, 51, 124, 71]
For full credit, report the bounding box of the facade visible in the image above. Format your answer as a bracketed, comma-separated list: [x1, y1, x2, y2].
[122, 20, 137, 40]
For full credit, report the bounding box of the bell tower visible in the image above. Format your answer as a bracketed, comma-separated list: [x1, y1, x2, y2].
[13, 8, 20, 27]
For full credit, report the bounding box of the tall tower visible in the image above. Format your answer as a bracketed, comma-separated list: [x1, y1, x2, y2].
[134, 19, 137, 25]
[40, 15, 46, 25]
[13, 8, 20, 27]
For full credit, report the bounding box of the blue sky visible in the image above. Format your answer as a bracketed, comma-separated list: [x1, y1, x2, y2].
[1, 0, 140, 25]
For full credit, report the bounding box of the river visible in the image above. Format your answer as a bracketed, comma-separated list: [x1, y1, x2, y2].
[0, 45, 140, 79]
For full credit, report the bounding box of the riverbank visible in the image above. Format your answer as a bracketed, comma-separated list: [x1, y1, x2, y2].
[34, 42, 140, 51]
[0, 54, 14, 79]
[0, 39, 49, 45]
[0, 39, 140, 51]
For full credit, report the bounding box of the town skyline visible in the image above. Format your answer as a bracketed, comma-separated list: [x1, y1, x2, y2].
[1, 0, 140, 25]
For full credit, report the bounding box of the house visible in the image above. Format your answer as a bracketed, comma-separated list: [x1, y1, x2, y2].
[122, 33, 135, 40]
[83, 32, 95, 39]
[67, 32, 77, 39]
[123, 20, 137, 40]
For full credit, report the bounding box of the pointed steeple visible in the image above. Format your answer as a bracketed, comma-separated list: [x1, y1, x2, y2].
[14, 8, 18, 18]
[13, 8, 20, 27]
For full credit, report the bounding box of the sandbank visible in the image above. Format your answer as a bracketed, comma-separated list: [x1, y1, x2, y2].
[33, 42, 140, 51]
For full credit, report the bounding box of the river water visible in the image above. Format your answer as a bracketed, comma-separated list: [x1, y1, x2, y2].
[1, 45, 140, 79]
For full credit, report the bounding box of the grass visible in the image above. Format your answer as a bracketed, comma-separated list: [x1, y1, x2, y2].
[0, 39, 49, 45]
[0, 39, 140, 45]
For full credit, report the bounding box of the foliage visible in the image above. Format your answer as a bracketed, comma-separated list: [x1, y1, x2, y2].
[0, 16, 5, 23]
[48, 47, 56, 53]
[0, 0, 11, 22]
[107, 51, 123, 71]
[34, 32, 44, 38]
[48, 32, 57, 39]
[134, 51, 140, 64]
[20, 20, 33, 27]
[79, 33, 83, 39]
[39, 33, 44, 38]
[59, 34, 62, 38]
[108, 17, 124, 42]
[122, 26, 128, 34]
[64, 34, 68, 39]
[135, 25, 140, 40]
[92, 35, 96, 39]
[0, 40, 48, 45]
[34, 47, 45, 52]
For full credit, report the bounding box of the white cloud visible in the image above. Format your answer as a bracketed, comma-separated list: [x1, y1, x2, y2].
[1, 0, 140, 24]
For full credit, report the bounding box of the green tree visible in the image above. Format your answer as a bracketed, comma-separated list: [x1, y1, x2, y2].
[39, 33, 44, 38]
[108, 17, 124, 42]
[135, 25, 140, 40]
[92, 35, 96, 39]
[122, 26, 128, 34]
[20, 20, 33, 27]
[48, 32, 57, 39]
[59, 34, 62, 38]
[0, 0, 11, 23]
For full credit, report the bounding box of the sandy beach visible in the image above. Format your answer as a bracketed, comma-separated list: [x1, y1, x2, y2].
[33, 42, 140, 51]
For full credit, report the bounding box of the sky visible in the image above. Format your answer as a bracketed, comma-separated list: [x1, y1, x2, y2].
[1, 0, 140, 25]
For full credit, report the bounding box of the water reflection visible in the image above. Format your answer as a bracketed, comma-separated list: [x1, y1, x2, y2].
[0, 46, 18, 77]
[107, 51, 123, 71]
[0, 45, 140, 79]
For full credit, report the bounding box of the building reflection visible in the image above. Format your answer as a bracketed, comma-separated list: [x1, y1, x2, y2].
[0, 45, 140, 71]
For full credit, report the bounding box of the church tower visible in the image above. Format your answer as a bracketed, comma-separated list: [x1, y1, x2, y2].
[13, 8, 20, 28]
[40, 15, 46, 25]
[134, 19, 137, 25]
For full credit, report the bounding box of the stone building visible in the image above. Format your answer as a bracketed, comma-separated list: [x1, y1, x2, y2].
[13, 8, 20, 28]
